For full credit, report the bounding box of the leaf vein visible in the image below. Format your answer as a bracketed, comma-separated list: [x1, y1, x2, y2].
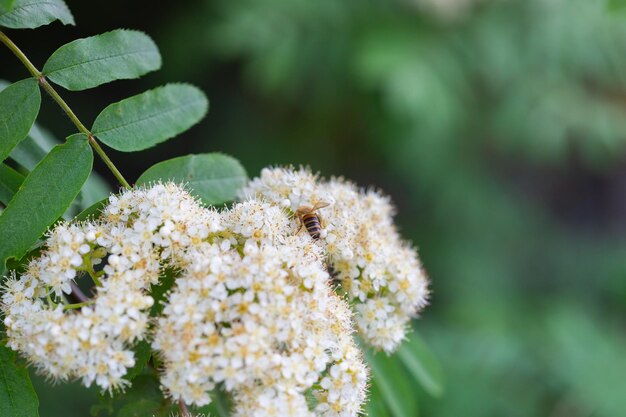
[45, 49, 157, 76]
[190, 176, 245, 185]
[93, 98, 206, 136]
[0, 0, 66, 18]
[0, 351, 18, 411]
[0, 84, 37, 126]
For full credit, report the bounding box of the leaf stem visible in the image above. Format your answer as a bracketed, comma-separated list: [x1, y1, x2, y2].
[0, 30, 131, 189]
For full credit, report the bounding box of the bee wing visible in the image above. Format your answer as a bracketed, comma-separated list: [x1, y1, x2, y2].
[312, 201, 331, 210]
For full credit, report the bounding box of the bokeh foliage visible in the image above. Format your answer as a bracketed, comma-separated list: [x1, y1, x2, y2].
[3, 0, 626, 416]
[164, 0, 626, 415]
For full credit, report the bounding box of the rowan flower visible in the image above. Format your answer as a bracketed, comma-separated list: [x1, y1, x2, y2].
[0, 222, 154, 391]
[2, 183, 369, 415]
[1, 183, 214, 391]
[154, 200, 367, 414]
[241, 167, 430, 352]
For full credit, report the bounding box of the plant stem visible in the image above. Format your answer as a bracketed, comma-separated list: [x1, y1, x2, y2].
[46, 289, 57, 308]
[39, 77, 91, 135]
[89, 136, 130, 189]
[63, 301, 94, 310]
[89, 271, 102, 287]
[178, 399, 189, 416]
[0, 31, 39, 79]
[0, 30, 131, 189]
[83, 262, 103, 287]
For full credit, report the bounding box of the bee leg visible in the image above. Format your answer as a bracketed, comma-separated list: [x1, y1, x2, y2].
[295, 216, 303, 234]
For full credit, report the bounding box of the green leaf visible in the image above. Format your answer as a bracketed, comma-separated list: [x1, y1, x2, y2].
[0, 0, 15, 13]
[366, 378, 392, 417]
[90, 395, 114, 417]
[0, 164, 25, 205]
[195, 387, 231, 417]
[0, 0, 74, 29]
[213, 390, 232, 416]
[74, 174, 111, 212]
[0, 344, 39, 417]
[8, 123, 111, 216]
[149, 268, 177, 317]
[92, 84, 209, 152]
[397, 331, 444, 397]
[4, 243, 43, 274]
[367, 350, 419, 417]
[43, 30, 161, 91]
[545, 307, 626, 416]
[9, 123, 57, 170]
[608, 0, 626, 12]
[0, 134, 92, 271]
[137, 153, 247, 205]
[123, 341, 151, 382]
[91, 375, 174, 417]
[74, 198, 107, 221]
[0, 79, 41, 164]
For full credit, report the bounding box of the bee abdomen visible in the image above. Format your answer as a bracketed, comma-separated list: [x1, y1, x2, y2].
[303, 214, 321, 239]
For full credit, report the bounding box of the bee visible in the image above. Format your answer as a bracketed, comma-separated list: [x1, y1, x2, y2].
[295, 201, 330, 240]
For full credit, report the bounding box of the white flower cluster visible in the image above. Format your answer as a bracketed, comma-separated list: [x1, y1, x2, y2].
[1, 184, 212, 391]
[1, 183, 367, 416]
[154, 200, 367, 415]
[241, 167, 430, 352]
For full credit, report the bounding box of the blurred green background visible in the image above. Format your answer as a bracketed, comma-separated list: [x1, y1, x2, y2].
[3, 0, 626, 415]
